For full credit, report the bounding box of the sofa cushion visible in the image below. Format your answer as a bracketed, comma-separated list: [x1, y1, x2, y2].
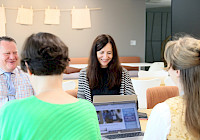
[63, 66, 81, 74]
[119, 56, 140, 63]
[120, 56, 140, 71]
[69, 57, 89, 64]
[122, 66, 138, 71]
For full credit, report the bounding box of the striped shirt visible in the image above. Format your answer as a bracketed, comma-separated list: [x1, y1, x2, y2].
[0, 67, 34, 108]
[77, 67, 135, 102]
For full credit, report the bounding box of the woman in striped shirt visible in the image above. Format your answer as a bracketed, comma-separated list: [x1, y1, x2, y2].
[77, 34, 135, 102]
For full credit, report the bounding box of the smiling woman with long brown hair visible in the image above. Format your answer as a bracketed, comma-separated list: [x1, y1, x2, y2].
[77, 34, 135, 102]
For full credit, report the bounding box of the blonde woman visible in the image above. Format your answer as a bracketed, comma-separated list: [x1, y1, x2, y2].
[144, 36, 200, 139]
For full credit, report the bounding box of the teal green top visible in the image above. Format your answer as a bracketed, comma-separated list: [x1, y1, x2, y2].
[0, 96, 101, 140]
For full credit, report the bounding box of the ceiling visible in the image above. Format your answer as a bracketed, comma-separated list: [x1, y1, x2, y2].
[146, 0, 171, 8]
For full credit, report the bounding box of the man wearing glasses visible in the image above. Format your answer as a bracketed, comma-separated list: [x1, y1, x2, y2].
[0, 36, 34, 108]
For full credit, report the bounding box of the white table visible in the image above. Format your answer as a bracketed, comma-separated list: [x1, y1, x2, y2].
[69, 63, 152, 70]
[69, 64, 88, 69]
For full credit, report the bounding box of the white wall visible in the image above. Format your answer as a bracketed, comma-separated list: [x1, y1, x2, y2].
[1, 0, 146, 61]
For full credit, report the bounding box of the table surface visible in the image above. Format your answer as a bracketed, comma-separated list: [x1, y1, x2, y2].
[121, 63, 152, 67]
[69, 63, 153, 69]
[131, 77, 165, 86]
[63, 77, 165, 89]
[69, 64, 88, 69]
[138, 109, 152, 132]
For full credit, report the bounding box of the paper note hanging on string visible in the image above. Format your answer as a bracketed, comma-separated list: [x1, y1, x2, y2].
[71, 8, 91, 29]
[0, 7, 6, 36]
[16, 8, 33, 25]
[44, 8, 60, 24]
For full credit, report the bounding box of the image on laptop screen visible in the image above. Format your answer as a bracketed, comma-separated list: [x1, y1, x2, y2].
[94, 101, 141, 134]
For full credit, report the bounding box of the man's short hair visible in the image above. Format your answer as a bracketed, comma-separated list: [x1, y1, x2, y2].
[0, 36, 16, 44]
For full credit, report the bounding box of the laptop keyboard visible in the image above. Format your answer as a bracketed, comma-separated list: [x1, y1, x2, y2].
[104, 132, 144, 139]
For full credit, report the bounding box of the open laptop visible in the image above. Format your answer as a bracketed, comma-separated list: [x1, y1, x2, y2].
[93, 99, 144, 140]
[93, 95, 137, 103]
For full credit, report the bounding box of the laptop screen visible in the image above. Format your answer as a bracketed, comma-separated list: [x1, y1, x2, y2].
[94, 101, 141, 134]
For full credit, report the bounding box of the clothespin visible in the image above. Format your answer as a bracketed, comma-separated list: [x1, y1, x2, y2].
[1, 4, 4, 7]
[73, 6, 75, 9]
[85, 5, 88, 9]
[48, 6, 50, 9]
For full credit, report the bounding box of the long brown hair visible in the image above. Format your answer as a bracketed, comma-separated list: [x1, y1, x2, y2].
[87, 34, 122, 89]
[164, 36, 200, 138]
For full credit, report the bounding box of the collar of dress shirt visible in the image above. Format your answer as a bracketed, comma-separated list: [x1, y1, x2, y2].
[0, 67, 18, 75]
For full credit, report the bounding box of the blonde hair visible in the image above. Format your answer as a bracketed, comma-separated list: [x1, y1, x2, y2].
[164, 36, 200, 138]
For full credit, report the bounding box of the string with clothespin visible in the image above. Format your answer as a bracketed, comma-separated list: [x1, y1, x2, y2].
[64, 5, 101, 11]
[0, 4, 101, 11]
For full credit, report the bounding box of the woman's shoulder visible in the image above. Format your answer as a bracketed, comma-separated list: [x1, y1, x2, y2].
[80, 68, 87, 73]
[165, 96, 184, 111]
[121, 67, 131, 77]
[152, 101, 170, 113]
[165, 96, 184, 105]
[0, 96, 35, 113]
[77, 99, 96, 110]
[79, 68, 88, 77]
[144, 102, 171, 139]
[122, 67, 128, 73]
[78, 99, 92, 104]
[147, 102, 171, 127]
